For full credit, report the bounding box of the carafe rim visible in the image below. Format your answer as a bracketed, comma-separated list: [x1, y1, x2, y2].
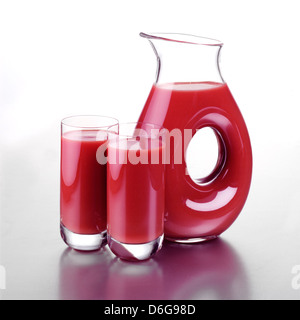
[140, 32, 223, 47]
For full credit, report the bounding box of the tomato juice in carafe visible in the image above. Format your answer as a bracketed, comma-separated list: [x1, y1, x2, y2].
[138, 33, 252, 243]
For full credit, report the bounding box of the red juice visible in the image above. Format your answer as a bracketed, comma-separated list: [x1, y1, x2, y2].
[138, 82, 253, 240]
[60, 130, 107, 234]
[107, 140, 165, 244]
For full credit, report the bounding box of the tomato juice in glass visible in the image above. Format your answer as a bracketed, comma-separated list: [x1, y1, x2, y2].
[60, 115, 118, 251]
[107, 123, 165, 261]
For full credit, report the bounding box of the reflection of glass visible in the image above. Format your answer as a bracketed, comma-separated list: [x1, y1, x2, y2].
[105, 259, 164, 300]
[60, 115, 118, 251]
[59, 247, 113, 300]
[59, 238, 248, 300]
[107, 123, 166, 261]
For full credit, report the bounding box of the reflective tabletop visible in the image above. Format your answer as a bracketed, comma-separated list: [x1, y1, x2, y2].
[1, 130, 300, 300]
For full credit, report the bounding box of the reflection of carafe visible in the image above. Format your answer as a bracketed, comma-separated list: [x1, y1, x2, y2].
[138, 33, 252, 242]
[155, 239, 248, 300]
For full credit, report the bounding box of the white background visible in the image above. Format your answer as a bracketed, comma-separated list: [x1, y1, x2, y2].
[1, 0, 300, 300]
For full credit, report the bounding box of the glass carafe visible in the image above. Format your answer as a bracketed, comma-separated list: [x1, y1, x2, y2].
[138, 32, 252, 243]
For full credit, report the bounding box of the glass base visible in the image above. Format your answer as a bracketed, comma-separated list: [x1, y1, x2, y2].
[107, 234, 164, 261]
[60, 224, 107, 251]
[165, 235, 218, 244]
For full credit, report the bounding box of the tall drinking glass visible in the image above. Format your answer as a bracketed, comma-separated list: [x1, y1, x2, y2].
[107, 122, 166, 261]
[60, 115, 118, 251]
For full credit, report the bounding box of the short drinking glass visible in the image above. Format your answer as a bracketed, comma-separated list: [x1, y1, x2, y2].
[60, 115, 118, 251]
[107, 122, 166, 261]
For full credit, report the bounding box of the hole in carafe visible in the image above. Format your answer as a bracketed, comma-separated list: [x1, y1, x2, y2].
[186, 127, 223, 185]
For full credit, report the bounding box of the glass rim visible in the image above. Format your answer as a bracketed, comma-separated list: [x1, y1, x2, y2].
[140, 32, 223, 47]
[107, 121, 166, 139]
[61, 115, 119, 129]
